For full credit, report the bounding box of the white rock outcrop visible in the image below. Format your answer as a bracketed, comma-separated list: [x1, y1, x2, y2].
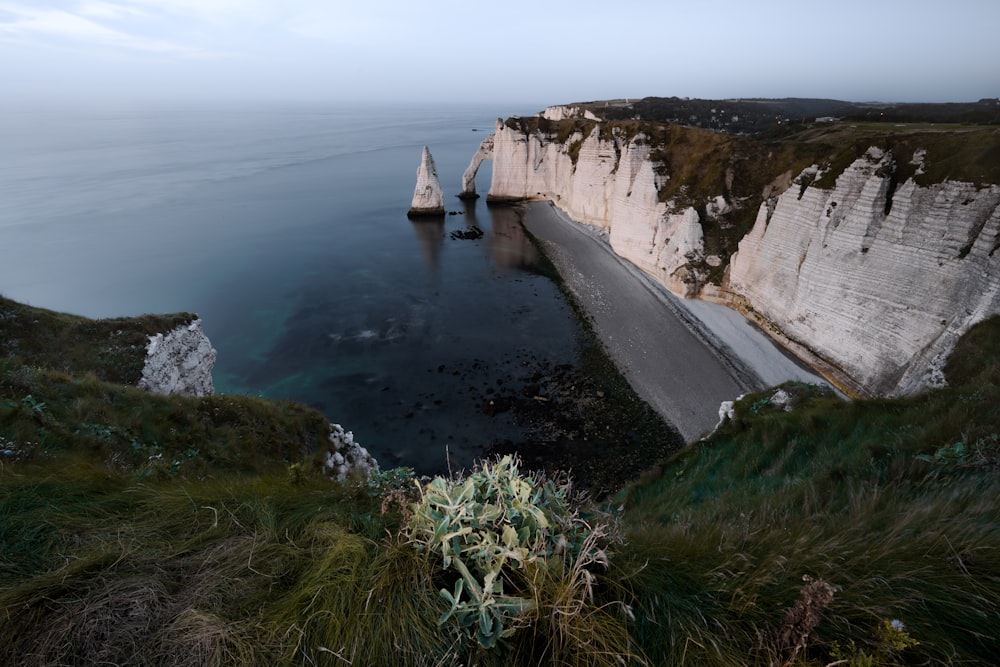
[729, 149, 1000, 396]
[487, 118, 710, 296]
[138, 319, 216, 397]
[322, 423, 379, 483]
[407, 146, 445, 217]
[459, 134, 494, 199]
[540, 105, 601, 121]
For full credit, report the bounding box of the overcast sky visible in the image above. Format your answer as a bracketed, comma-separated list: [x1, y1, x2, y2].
[1, 0, 997, 106]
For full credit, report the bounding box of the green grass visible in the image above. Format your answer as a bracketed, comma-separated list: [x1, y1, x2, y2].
[0, 359, 330, 478]
[615, 318, 1000, 665]
[2, 294, 999, 664]
[0, 295, 194, 385]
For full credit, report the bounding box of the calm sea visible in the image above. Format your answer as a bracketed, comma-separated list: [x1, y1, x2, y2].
[0, 101, 583, 473]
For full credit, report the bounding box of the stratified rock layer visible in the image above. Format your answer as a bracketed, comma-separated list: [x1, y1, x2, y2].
[729, 149, 1000, 396]
[486, 118, 707, 296]
[138, 319, 216, 397]
[407, 146, 445, 217]
[482, 118, 1000, 396]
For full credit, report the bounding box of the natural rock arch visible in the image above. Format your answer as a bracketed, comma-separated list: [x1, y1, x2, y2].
[458, 132, 495, 199]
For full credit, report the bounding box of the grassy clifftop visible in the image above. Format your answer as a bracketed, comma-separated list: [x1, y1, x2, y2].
[0, 295, 330, 479]
[0, 295, 195, 385]
[2, 291, 998, 664]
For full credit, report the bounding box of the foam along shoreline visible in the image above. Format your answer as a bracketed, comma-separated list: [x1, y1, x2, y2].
[519, 201, 828, 442]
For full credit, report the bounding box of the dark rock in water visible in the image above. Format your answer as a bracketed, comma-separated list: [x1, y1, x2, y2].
[450, 225, 484, 241]
[481, 396, 512, 416]
[457, 192, 481, 200]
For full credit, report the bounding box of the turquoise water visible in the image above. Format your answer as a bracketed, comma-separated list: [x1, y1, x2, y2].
[0, 101, 583, 472]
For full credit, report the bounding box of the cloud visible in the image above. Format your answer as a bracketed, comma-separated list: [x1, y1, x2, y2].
[78, 1, 149, 20]
[124, 0, 284, 24]
[0, 1, 233, 57]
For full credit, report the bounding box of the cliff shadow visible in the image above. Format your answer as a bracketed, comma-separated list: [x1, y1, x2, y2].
[487, 203, 539, 270]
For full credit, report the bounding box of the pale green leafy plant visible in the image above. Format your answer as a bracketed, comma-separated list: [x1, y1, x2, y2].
[405, 455, 611, 650]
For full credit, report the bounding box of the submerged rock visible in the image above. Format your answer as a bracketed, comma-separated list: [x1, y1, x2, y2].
[138, 319, 216, 397]
[407, 146, 445, 217]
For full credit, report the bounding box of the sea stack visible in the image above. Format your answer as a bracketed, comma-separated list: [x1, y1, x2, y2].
[407, 146, 446, 217]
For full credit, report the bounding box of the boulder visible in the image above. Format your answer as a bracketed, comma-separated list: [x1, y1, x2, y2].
[138, 319, 216, 397]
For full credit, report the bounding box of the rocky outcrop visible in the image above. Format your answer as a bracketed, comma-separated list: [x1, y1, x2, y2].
[407, 146, 445, 217]
[321, 423, 379, 482]
[138, 319, 216, 397]
[459, 134, 494, 199]
[729, 148, 1000, 396]
[540, 105, 601, 121]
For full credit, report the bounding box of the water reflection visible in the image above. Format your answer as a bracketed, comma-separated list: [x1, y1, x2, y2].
[487, 203, 539, 269]
[409, 199, 540, 272]
[409, 217, 445, 268]
[461, 197, 480, 227]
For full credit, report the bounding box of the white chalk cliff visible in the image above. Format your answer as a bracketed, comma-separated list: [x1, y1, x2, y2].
[483, 118, 709, 296]
[729, 148, 1000, 396]
[460, 134, 494, 199]
[475, 117, 1000, 396]
[407, 146, 445, 217]
[138, 319, 217, 397]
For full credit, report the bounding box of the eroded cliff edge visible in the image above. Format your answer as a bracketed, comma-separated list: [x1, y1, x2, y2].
[465, 112, 1000, 397]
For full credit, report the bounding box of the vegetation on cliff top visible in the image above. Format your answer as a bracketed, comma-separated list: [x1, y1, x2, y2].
[504, 114, 1000, 286]
[2, 288, 999, 664]
[0, 295, 194, 386]
[583, 96, 1000, 134]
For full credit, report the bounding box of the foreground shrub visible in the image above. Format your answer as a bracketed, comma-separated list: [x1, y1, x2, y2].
[406, 455, 640, 663]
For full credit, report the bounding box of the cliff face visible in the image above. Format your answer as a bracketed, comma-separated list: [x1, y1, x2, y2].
[487, 118, 709, 296]
[483, 117, 1000, 396]
[729, 149, 1000, 396]
[138, 319, 217, 397]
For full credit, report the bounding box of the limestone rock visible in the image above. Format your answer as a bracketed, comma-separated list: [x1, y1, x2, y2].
[769, 388, 793, 411]
[459, 133, 494, 199]
[475, 118, 1000, 397]
[540, 105, 601, 121]
[717, 399, 737, 427]
[729, 150, 1000, 396]
[486, 118, 707, 296]
[321, 423, 379, 483]
[407, 146, 445, 217]
[138, 319, 216, 397]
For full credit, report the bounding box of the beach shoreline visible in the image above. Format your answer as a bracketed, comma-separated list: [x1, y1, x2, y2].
[518, 200, 828, 441]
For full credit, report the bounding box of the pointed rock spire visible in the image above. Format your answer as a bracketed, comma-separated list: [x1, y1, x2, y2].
[407, 146, 445, 217]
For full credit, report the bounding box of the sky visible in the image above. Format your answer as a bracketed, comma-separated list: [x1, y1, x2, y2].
[1, 0, 998, 107]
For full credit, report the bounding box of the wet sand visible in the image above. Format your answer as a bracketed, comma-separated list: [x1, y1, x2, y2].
[520, 201, 827, 441]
